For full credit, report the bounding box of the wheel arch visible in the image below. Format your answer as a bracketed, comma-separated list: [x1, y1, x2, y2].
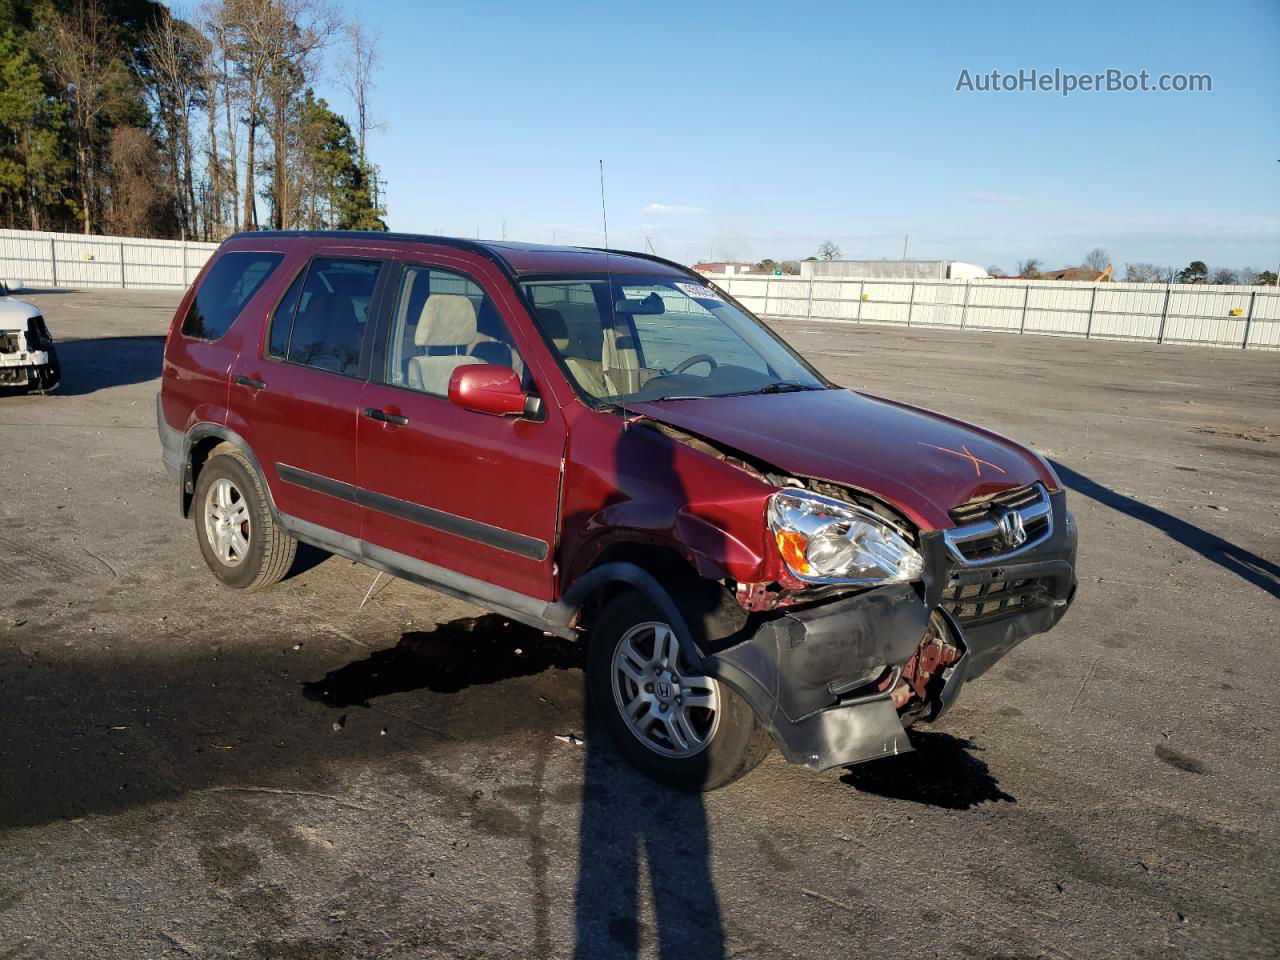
[181, 424, 277, 520]
[549, 543, 745, 665]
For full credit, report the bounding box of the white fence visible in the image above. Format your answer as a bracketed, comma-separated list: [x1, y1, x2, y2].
[2, 229, 1277, 350]
[707, 274, 1280, 351]
[0, 228, 218, 291]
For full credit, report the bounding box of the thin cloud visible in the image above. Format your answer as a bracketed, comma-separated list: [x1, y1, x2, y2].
[642, 203, 707, 216]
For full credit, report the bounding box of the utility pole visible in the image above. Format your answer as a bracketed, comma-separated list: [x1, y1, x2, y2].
[902, 234, 909, 259]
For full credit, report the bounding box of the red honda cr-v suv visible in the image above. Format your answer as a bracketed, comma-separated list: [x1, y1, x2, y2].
[158, 232, 1077, 789]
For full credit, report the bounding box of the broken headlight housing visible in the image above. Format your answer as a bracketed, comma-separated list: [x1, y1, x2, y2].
[767, 489, 923, 585]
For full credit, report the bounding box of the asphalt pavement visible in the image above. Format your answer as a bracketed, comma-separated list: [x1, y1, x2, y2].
[1, 289, 1276, 959]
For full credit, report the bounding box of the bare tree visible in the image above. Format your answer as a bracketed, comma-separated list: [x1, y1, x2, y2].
[256, 0, 340, 229]
[143, 9, 204, 238]
[1083, 247, 1110, 272]
[1238, 266, 1260, 285]
[1017, 258, 1041, 278]
[817, 240, 840, 261]
[1124, 262, 1166, 283]
[986, 265, 1004, 277]
[222, 0, 269, 228]
[39, 0, 128, 233]
[106, 126, 177, 236]
[1210, 268, 1239, 285]
[340, 17, 381, 165]
[222, 0, 339, 229]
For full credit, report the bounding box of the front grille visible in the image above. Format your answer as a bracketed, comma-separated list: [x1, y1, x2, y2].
[950, 483, 1041, 526]
[943, 482, 1052, 564]
[942, 576, 1050, 626]
[0, 332, 20, 354]
[951, 512, 1051, 562]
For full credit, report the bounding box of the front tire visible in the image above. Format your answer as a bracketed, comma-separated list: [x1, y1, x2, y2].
[193, 447, 296, 591]
[587, 590, 771, 791]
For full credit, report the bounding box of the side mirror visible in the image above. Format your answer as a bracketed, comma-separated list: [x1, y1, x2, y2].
[448, 364, 535, 417]
[1, 279, 22, 293]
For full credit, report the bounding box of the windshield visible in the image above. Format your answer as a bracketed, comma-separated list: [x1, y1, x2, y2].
[520, 275, 826, 403]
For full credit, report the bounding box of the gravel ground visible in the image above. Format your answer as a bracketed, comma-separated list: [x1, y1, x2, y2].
[1, 289, 1277, 960]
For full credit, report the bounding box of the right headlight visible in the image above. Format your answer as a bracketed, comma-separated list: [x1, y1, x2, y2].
[767, 489, 923, 585]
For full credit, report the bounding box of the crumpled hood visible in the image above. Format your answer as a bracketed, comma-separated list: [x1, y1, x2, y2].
[0, 296, 40, 332]
[627, 388, 1058, 531]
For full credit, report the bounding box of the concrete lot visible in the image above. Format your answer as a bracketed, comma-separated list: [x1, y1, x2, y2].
[1, 289, 1277, 960]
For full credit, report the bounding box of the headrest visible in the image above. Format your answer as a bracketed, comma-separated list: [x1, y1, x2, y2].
[537, 307, 568, 348]
[471, 340, 513, 368]
[415, 294, 477, 346]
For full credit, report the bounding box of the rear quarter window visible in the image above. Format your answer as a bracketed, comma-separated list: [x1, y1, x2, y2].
[181, 251, 284, 341]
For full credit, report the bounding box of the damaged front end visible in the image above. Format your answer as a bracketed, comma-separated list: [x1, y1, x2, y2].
[702, 483, 1077, 772]
[0, 316, 59, 391]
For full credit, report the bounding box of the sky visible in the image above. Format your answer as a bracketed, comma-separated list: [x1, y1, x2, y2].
[315, 0, 1280, 273]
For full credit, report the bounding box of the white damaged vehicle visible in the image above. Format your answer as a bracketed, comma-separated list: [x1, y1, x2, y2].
[0, 280, 60, 392]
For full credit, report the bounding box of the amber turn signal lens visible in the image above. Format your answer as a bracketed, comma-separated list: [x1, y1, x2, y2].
[775, 530, 811, 574]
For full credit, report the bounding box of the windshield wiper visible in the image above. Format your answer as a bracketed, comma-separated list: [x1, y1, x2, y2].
[750, 381, 819, 395]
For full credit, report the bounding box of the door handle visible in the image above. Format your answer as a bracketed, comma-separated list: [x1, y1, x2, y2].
[363, 407, 409, 426]
[234, 375, 267, 390]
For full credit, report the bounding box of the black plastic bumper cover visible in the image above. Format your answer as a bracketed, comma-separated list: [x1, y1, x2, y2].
[703, 584, 930, 771]
[704, 492, 1078, 772]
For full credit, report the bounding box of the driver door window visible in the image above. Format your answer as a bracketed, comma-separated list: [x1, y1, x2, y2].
[385, 264, 525, 396]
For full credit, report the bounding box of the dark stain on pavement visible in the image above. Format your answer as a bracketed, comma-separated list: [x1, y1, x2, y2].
[1155, 744, 1211, 775]
[302, 615, 583, 708]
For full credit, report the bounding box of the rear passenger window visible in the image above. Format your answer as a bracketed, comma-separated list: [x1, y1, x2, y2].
[181, 251, 283, 341]
[269, 258, 382, 376]
[267, 269, 306, 358]
[385, 265, 525, 396]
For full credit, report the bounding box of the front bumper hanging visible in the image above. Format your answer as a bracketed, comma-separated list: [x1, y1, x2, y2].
[704, 490, 1078, 772]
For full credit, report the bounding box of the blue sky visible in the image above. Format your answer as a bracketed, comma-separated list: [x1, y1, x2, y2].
[317, 0, 1279, 273]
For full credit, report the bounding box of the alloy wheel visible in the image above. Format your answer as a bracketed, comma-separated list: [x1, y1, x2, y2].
[204, 478, 251, 567]
[610, 621, 721, 758]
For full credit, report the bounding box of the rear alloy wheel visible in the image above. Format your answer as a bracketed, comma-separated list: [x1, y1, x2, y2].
[193, 448, 296, 591]
[588, 591, 771, 791]
[204, 478, 251, 567]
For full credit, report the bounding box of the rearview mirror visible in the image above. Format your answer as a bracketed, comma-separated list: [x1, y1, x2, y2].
[613, 292, 665, 315]
[448, 364, 535, 417]
[0, 279, 19, 294]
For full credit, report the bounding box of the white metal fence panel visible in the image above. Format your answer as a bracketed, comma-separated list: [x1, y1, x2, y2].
[704, 272, 1279, 351]
[2, 230, 1276, 350]
[0, 228, 219, 291]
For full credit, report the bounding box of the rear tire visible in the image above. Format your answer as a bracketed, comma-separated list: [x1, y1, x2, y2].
[193, 447, 296, 591]
[587, 590, 771, 791]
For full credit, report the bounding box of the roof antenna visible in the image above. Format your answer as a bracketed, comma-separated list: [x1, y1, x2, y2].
[597, 159, 631, 429]
[598, 160, 610, 249]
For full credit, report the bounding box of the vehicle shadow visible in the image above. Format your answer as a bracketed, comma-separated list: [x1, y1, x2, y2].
[840, 730, 1016, 810]
[1051, 460, 1280, 600]
[53, 336, 165, 396]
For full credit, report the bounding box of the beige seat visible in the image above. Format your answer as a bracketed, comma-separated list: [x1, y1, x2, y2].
[408, 294, 483, 394]
[538, 307, 612, 397]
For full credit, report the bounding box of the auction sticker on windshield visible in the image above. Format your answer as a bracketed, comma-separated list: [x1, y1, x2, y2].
[675, 281, 724, 302]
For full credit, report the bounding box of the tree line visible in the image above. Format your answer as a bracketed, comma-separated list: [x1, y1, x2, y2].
[0, 0, 385, 240]
[1001, 250, 1276, 285]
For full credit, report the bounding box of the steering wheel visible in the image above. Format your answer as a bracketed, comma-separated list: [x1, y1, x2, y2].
[670, 353, 718, 375]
